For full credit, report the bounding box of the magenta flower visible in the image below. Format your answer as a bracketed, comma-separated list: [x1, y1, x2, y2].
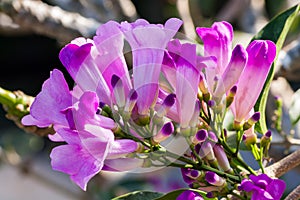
[162, 39, 201, 130]
[233, 40, 276, 122]
[120, 18, 182, 116]
[238, 174, 286, 200]
[205, 171, 225, 187]
[51, 92, 138, 190]
[196, 21, 247, 98]
[177, 190, 204, 200]
[196, 21, 233, 74]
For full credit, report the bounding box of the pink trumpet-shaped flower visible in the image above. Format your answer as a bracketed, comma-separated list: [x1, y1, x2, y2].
[120, 18, 182, 115]
[93, 21, 132, 95]
[59, 38, 112, 105]
[51, 92, 138, 191]
[163, 39, 200, 128]
[196, 22, 247, 98]
[196, 21, 233, 74]
[233, 40, 276, 122]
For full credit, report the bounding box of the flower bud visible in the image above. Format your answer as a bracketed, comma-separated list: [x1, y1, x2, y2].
[199, 73, 211, 102]
[208, 131, 218, 143]
[156, 93, 176, 118]
[213, 144, 233, 174]
[243, 128, 257, 148]
[124, 89, 138, 113]
[205, 171, 226, 187]
[199, 142, 218, 168]
[260, 130, 272, 149]
[152, 122, 174, 144]
[192, 129, 208, 144]
[243, 112, 260, 130]
[226, 85, 237, 108]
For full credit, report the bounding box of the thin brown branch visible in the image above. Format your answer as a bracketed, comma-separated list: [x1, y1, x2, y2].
[116, 0, 138, 22]
[1, 0, 101, 43]
[176, 0, 197, 41]
[264, 148, 300, 178]
[284, 185, 300, 200]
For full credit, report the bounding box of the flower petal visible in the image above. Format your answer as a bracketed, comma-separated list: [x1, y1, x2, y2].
[106, 139, 138, 159]
[214, 44, 247, 97]
[94, 21, 132, 95]
[23, 69, 72, 128]
[234, 40, 276, 122]
[50, 144, 103, 191]
[120, 18, 182, 115]
[196, 21, 233, 74]
[103, 158, 144, 172]
[266, 179, 286, 199]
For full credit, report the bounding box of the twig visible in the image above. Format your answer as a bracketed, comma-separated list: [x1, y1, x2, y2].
[1, 0, 101, 44]
[264, 148, 300, 178]
[284, 185, 300, 200]
[115, 0, 138, 22]
[176, 0, 197, 40]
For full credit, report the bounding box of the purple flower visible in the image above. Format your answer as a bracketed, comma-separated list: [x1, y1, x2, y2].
[177, 190, 204, 200]
[120, 18, 182, 116]
[50, 92, 138, 190]
[233, 40, 276, 122]
[196, 21, 247, 98]
[162, 39, 201, 130]
[196, 21, 233, 74]
[238, 174, 286, 200]
[21, 69, 72, 129]
[205, 171, 225, 187]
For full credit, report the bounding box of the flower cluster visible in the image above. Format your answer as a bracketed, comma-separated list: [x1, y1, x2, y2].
[238, 174, 286, 200]
[21, 17, 285, 199]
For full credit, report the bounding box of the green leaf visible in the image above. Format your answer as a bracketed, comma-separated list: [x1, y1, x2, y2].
[289, 88, 300, 126]
[154, 188, 217, 200]
[252, 4, 300, 133]
[111, 191, 164, 200]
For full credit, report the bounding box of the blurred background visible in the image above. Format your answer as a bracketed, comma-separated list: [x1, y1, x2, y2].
[0, 0, 300, 199]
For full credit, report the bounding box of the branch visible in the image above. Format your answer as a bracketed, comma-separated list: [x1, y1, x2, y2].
[264, 148, 300, 178]
[0, 87, 54, 137]
[176, 0, 197, 40]
[1, 0, 101, 43]
[284, 185, 300, 200]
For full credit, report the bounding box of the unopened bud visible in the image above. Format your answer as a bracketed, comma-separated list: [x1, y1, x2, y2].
[200, 142, 218, 168]
[199, 73, 211, 102]
[242, 128, 257, 148]
[226, 85, 237, 108]
[156, 93, 176, 118]
[213, 144, 233, 174]
[260, 130, 272, 149]
[205, 171, 226, 187]
[243, 112, 260, 130]
[152, 122, 174, 144]
[124, 90, 138, 113]
[192, 129, 208, 144]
